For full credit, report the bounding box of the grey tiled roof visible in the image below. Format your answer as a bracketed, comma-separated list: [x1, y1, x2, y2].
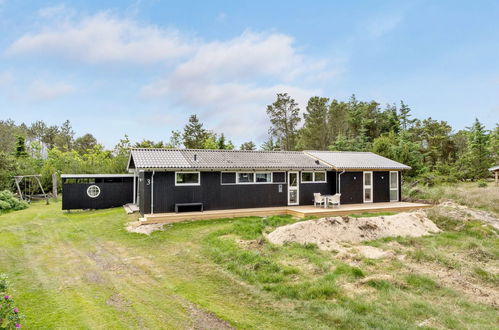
[128, 148, 329, 170]
[305, 151, 411, 170]
[489, 165, 499, 172]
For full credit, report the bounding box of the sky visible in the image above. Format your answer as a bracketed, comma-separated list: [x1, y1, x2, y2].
[0, 0, 498, 147]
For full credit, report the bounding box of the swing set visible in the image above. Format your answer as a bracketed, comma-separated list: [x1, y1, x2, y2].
[13, 175, 49, 204]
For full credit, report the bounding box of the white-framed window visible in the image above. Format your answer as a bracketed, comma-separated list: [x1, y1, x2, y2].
[236, 172, 272, 184]
[255, 172, 272, 183]
[301, 171, 327, 183]
[87, 185, 101, 198]
[175, 172, 200, 186]
[237, 172, 254, 183]
[389, 171, 399, 202]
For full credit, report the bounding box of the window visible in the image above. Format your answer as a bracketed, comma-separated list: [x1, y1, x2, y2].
[301, 172, 313, 182]
[236, 172, 272, 184]
[389, 171, 399, 202]
[237, 173, 254, 183]
[87, 185, 101, 198]
[314, 172, 326, 182]
[221, 172, 236, 184]
[255, 172, 272, 183]
[301, 171, 327, 183]
[175, 172, 200, 186]
[272, 172, 286, 183]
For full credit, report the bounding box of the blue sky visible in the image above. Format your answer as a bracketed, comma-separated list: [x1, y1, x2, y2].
[0, 0, 498, 147]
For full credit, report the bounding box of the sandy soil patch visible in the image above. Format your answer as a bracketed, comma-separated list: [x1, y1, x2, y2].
[438, 201, 499, 229]
[266, 211, 440, 252]
[126, 222, 165, 235]
[186, 302, 234, 330]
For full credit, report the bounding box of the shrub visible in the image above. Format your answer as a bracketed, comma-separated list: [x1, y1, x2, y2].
[0, 274, 24, 329]
[0, 191, 28, 212]
[477, 180, 487, 188]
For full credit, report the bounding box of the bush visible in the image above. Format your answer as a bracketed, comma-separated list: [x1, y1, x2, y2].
[0, 274, 24, 329]
[0, 191, 28, 212]
[477, 180, 487, 188]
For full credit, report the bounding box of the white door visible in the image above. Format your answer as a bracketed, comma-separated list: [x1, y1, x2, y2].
[288, 172, 299, 205]
[389, 171, 399, 202]
[363, 171, 373, 203]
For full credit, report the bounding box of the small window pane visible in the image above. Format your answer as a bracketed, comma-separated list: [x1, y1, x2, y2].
[364, 172, 372, 186]
[289, 190, 298, 203]
[238, 173, 254, 183]
[364, 188, 372, 201]
[289, 173, 298, 187]
[176, 172, 199, 185]
[302, 172, 313, 182]
[314, 172, 326, 182]
[255, 173, 271, 183]
[390, 189, 398, 201]
[390, 172, 398, 189]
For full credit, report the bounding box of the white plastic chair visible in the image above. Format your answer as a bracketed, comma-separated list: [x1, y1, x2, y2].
[313, 193, 325, 207]
[328, 193, 341, 208]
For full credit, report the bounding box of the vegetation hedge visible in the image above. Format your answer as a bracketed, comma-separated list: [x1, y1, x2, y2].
[0, 191, 28, 212]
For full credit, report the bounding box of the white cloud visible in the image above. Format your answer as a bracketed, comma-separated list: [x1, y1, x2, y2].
[6, 8, 340, 141]
[6, 12, 193, 64]
[140, 30, 333, 140]
[30, 80, 76, 100]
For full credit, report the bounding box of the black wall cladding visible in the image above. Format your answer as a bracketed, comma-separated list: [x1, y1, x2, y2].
[62, 181, 133, 210]
[138, 170, 402, 214]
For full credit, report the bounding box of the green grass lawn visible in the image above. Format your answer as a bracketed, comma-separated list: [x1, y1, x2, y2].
[0, 200, 498, 329]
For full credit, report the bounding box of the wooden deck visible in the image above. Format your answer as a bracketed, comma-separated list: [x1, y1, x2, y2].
[137, 202, 432, 226]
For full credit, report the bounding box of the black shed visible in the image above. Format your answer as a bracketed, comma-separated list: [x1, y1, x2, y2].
[61, 174, 136, 210]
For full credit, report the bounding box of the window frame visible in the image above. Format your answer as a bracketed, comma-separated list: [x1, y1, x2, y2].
[175, 171, 201, 186]
[389, 171, 399, 202]
[255, 172, 272, 183]
[363, 171, 373, 203]
[301, 171, 327, 183]
[86, 185, 101, 198]
[235, 171, 273, 184]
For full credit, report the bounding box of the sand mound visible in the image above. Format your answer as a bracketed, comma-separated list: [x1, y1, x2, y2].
[266, 211, 440, 251]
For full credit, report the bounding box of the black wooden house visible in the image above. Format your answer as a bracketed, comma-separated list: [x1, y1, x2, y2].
[126, 149, 410, 215]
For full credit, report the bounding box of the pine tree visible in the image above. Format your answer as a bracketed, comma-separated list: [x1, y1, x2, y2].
[466, 118, 492, 179]
[399, 101, 415, 130]
[266, 93, 301, 151]
[183, 115, 208, 149]
[299, 96, 330, 150]
[240, 141, 256, 150]
[14, 135, 28, 157]
[261, 136, 277, 151]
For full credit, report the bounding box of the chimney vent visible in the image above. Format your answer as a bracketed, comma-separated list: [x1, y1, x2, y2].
[194, 154, 197, 161]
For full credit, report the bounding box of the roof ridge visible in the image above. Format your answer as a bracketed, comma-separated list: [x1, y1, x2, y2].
[130, 147, 304, 154]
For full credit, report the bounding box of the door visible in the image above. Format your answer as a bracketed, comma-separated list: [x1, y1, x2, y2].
[363, 171, 373, 203]
[389, 171, 399, 202]
[288, 172, 299, 205]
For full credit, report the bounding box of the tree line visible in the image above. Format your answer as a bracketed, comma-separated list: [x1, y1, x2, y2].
[0, 93, 497, 192]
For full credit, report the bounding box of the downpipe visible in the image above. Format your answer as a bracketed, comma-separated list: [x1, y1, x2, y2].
[150, 171, 155, 214]
[338, 169, 345, 194]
